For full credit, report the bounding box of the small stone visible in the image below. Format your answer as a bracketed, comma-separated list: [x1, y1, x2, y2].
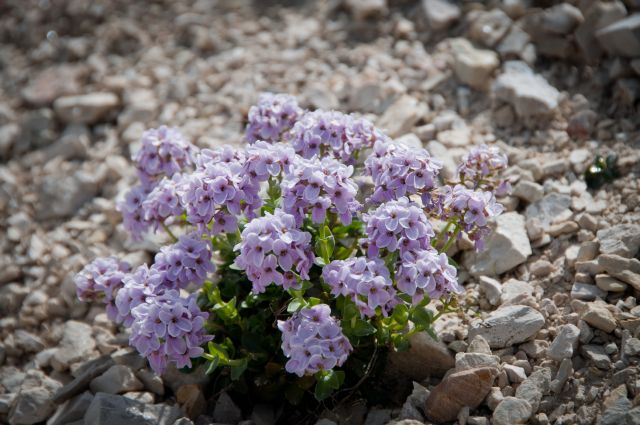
[478, 276, 502, 306]
[136, 369, 164, 396]
[515, 368, 551, 412]
[450, 38, 500, 90]
[424, 367, 498, 423]
[386, 332, 455, 380]
[455, 352, 500, 370]
[377, 95, 427, 138]
[623, 338, 640, 357]
[52, 321, 96, 371]
[547, 324, 580, 361]
[501, 278, 533, 304]
[486, 387, 504, 411]
[468, 305, 545, 349]
[513, 180, 544, 203]
[345, 0, 386, 21]
[581, 302, 617, 333]
[503, 364, 527, 383]
[596, 14, 640, 58]
[213, 391, 242, 424]
[53, 92, 120, 124]
[9, 370, 62, 425]
[520, 340, 549, 359]
[53, 356, 115, 404]
[597, 224, 640, 258]
[492, 397, 532, 425]
[421, 0, 461, 31]
[496, 25, 530, 60]
[581, 344, 612, 370]
[551, 358, 573, 394]
[526, 193, 572, 231]
[577, 241, 600, 262]
[493, 61, 560, 120]
[571, 282, 608, 301]
[83, 393, 182, 425]
[22, 64, 86, 106]
[90, 365, 144, 395]
[176, 384, 206, 419]
[467, 335, 492, 355]
[37, 170, 101, 220]
[122, 392, 155, 404]
[463, 212, 532, 276]
[539, 3, 584, 35]
[575, 1, 627, 63]
[47, 391, 94, 425]
[596, 274, 628, 292]
[364, 408, 392, 425]
[469, 9, 513, 47]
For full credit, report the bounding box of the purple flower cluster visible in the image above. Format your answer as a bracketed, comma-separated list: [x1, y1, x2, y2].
[153, 233, 215, 290]
[178, 160, 259, 234]
[243, 141, 296, 182]
[134, 126, 196, 189]
[233, 209, 314, 293]
[365, 141, 443, 204]
[130, 290, 212, 375]
[74, 257, 131, 320]
[362, 198, 435, 260]
[441, 185, 504, 250]
[119, 185, 153, 241]
[288, 110, 389, 162]
[396, 249, 460, 304]
[282, 156, 360, 225]
[114, 264, 164, 326]
[278, 304, 352, 377]
[457, 144, 508, 188]
[142, 175, 185, 232]
[245, 93, 303, 144]
[322, 257, 397, 317]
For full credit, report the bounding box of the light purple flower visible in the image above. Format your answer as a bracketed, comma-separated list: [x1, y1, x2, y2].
[243, 140, 296, 183]
[118, 185, 152, 241]
[457, 144, 509, 193]
[282, 155, 360, 226]
[322, 257, 397, 317]
[73, 256, 131, 321]
[178, 148, 261, 233]
[277, 304, 352, 377]
[441, 185, 504, 251]
[362, 197, 434, 260]
[233, 209, 314, 293]
[133, 126, 197, 189]
[245, 93, 303, 144]
[129, 290, 212, 375]
[365, 140, 442, 204]
[287, 110, 390, 163]
[115, 264, 165, 326]
[396, 248, 461, 304]
[153, 233, 215, 289]
[142, 174, 185, 233]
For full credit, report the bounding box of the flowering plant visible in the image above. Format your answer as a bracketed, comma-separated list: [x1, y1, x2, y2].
[74, 93, 508, 405]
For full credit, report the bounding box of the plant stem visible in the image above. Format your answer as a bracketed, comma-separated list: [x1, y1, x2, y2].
[161, 221, 178, 242]
[440, 223, 462, 254]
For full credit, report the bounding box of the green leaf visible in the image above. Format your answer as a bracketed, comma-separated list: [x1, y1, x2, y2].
[287, 298, 306, 313]
[204, 354, 220, 375]
[392, 304, 409, 326]
[411, 306, 434, 330]
[315, 225, 335, 265]
[207, 341, 229, 363]
[314, 370, 344, 401]
[352, 319, 376, 337]
[230, 358, 249, 381]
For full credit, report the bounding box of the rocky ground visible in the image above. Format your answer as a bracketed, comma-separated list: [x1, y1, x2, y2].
[1, 0, 640, 424]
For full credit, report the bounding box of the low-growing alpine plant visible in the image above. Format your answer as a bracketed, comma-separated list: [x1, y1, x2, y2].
[74, 92, 509, 405]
